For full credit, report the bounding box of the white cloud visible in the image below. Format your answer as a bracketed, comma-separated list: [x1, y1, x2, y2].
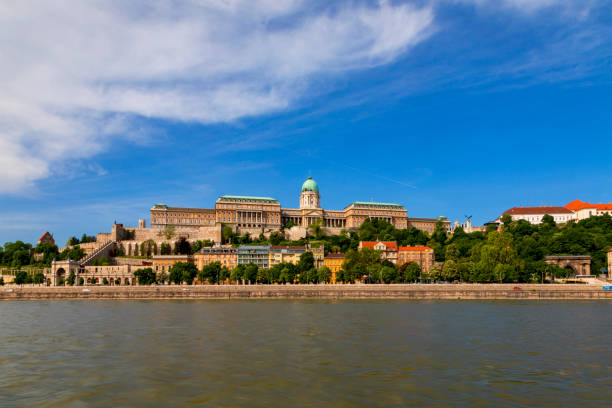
[0, 0, 433, 194]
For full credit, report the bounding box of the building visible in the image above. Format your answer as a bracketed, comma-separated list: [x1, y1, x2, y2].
[269, 246, 307, 267]
[152, 255, 193, 274]
[407, 217, 452, 235]
[150, 176, 410, 240]
[194, 246, 237, 270]
[398, 246, 434, 272]
[37, 231, 55, 246]
[323, 253, 345, 283]
[497, 199, 612, 225]
[566, 200, 612, 220]
[238, 245, 270, 269]
[359, 241, 398, 264]
[608, 249, 612, 279]
[498, 206, 575, 225]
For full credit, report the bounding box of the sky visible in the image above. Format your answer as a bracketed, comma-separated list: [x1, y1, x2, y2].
[1, 0, 611, 246]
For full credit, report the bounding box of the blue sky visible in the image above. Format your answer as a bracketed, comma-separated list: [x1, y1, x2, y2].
[1, 0, 611, 246]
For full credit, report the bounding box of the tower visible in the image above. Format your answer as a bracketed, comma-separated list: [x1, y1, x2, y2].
[300, 176, 320, 209]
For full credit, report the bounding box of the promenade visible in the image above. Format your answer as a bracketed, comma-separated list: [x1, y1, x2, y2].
[2, 284, 611, 300]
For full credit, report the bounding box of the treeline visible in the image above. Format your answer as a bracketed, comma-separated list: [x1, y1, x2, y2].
[0, 241, 85, 268]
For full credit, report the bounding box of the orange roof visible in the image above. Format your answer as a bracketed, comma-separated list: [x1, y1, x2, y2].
[399, 246, 432, 251]
[565, 199, 612, 211]
[38, 231, 51, 241]
[360, 241, 398, 250]
[503, 206, 573, 215]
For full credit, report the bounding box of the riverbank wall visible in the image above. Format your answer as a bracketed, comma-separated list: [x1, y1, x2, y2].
[2, 284, 612, 300]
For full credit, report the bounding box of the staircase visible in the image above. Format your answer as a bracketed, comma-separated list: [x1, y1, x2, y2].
[79, 241, 117, 266]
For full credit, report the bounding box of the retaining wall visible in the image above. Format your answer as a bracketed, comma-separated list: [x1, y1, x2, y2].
[2, 284, 612, 300]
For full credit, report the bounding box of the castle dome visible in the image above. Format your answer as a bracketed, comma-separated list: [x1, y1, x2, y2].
[301, 176, 319, 193]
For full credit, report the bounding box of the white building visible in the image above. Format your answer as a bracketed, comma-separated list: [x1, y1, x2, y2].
[496, 206, 575, 225]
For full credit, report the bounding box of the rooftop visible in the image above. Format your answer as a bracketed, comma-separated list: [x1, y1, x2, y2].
[217, 195, 279, 204]
[566, 199, 612, 211]
[345, 202, 405, 210]
[503, 206, 573, 215]
[399, 246, 433, 251]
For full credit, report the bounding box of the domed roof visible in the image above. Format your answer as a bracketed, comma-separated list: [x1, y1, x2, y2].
[301, 176, 319, 193]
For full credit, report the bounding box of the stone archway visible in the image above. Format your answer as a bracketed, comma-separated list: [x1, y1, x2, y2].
[544, 255, 592, 276]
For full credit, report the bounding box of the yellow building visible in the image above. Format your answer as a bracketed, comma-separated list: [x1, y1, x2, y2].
[152, 255, 193, 274]
[323, 253, 345, 283]
[194, 246, 237, 270]
[397, 246, 434, 272]
[269, 246, 306, 266]
[268, 245, 325, 268]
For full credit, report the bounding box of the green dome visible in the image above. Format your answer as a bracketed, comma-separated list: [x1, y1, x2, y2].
[301, 176, 319, 193]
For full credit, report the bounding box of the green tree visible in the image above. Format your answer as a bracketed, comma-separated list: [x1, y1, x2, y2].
[66, 236, 79, 246]
[199, 261, 222, 284]
[297, 251, 315, 273]
[317, 265, 331, 283]
[400, 262, 421, 282]
[174, 237, 191, 255]
[79, 277, 84, 285]
[269, 231, 284, 245]
[102, 277, 109, 285]
[140, 240, 157, 257]
[14, 271, 28, 285]
[33, 272, 45, 284]
[157, 270, 168, 285]
[160, 243, 172, 255]
[243, 263, 258, 284]
[442, 260, 458, 282]
[381, 265, 398, 283]
[168, 262, 198, 285]
[66, 271, 76, 286]
[134, 267, 156, 285]
[33, 243, 60, 266]
[230, 265, 245, 283]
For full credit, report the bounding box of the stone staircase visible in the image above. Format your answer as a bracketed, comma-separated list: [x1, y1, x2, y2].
[79, 241, 117, 266]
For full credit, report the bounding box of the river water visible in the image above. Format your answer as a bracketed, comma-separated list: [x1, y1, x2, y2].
[1, 300, 611, 407]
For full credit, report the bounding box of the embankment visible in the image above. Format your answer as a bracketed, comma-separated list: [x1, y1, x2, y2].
[1, 284, 611, 300]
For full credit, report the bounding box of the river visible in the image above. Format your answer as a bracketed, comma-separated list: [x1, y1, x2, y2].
[1, 300, 611, 407]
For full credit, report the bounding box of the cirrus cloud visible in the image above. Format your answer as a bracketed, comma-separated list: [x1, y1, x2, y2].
[0, 0, 434, 194]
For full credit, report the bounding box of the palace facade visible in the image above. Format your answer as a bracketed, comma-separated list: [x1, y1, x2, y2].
[150, 176, 411, 239]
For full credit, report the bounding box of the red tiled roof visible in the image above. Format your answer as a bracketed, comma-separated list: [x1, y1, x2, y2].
[38, 231, 51, 241]
[399, 246, 433, 251]
[360, 241, 398, 251]
[503, 206, 573, 215]
[565, 200, 612, 211]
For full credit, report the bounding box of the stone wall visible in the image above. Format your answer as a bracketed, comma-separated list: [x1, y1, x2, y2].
[3, 284, 612, 300]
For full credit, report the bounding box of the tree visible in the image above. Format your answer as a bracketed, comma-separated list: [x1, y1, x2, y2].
[174, 237, 191, 255]
[442, 260, 458, 282]
[134, 267, 156, 285]
[157, 270, 168, 285]
[80, 234, 96, 243]
[231, 265, 245, 283]
[317, 266, 331, 283]
[158, 225, 176, 240]
[66, 236, 79, 246]
[308, 220, 326, 239]
[199, 261, 221, 284]
[297, 252, 315, 273]
[381, 265, 398, 283]
[269, 231, 284, 245]
[160, 243, 172, 255]
[168, 262, 198, 285]
[243, 263, 258, 284]
[60, 245, 84, 261]
[140, 240, 157, 257]
[14, 271, 28, 285]
[79, 277, 84, 285]
[400, 262, 421, 282]
[102, 277, 109, 285]
[67, 271, 76, 286]
[34, 243, 60, 266]
[33, 272, 45, 284]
